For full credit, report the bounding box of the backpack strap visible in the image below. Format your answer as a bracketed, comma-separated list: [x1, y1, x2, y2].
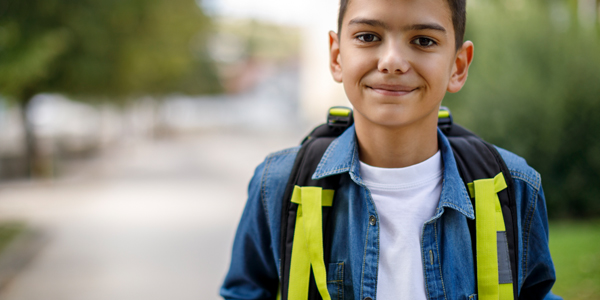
[445, 124, 519, 300]
[469, 173, 513, 300]
[287, 186, 335, 300]
[279, 107, 352, 300]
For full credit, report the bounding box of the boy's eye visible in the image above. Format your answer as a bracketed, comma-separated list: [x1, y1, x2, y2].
[412, 37, 436, 47]
[356, 34, 380, 43]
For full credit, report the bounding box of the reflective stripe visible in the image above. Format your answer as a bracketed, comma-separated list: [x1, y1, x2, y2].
[289, 186, 334, 300]
[470, 173, 514, 300]
[497, 232, 512, 284]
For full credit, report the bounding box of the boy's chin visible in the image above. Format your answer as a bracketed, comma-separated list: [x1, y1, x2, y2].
[355, 105, 439, 130]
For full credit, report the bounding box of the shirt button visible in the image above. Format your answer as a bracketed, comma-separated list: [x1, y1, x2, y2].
[364, 297, 373, 300]
[369, 216, 376, 226]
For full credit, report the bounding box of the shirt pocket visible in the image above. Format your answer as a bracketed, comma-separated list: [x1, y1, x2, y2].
[327, 262, 344, 300]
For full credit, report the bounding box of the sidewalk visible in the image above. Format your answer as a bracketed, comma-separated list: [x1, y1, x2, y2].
[0, 129, 303, 300]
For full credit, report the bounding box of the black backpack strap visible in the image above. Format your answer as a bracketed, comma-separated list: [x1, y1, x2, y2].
[445, 124, 519, 300]
[279, 108, 352, 300]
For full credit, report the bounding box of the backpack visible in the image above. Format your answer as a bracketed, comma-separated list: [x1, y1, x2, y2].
[278, 107, 519, 300]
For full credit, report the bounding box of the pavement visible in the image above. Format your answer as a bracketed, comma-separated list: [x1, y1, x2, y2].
[0, 128, 305, 300]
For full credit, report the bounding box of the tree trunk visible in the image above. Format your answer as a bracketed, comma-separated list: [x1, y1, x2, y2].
[19, 91, 52, 178]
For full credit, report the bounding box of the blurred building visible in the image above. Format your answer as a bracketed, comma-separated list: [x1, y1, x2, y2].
[199, 0, 352, 123]
[298, 1, 351, 124]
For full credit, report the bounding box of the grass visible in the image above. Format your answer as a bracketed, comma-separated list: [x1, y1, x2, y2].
[549, 220, 600, 300]
[0, 222, 26, 255]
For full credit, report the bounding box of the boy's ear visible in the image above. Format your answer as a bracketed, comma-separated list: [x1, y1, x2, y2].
[447, 41, 474, 93]
[329, 31, 343, 83]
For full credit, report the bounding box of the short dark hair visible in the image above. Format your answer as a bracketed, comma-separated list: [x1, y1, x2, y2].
[337, 0, 466, 50]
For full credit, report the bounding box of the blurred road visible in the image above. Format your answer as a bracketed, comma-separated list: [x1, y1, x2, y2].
[0, 129, 304, 300]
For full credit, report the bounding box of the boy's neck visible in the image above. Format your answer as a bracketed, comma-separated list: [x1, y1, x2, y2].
[354, 113, 440, 169]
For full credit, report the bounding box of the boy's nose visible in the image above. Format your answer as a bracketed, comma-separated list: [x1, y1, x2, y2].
[378, 43, 410, 75]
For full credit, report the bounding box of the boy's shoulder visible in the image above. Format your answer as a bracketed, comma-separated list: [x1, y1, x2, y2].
[494, 145, 542, 191]
[261, 146, 301, 175]
[248, 146, 301, 234]
[252, 145, 301, 196]
[266, 146, 302, 159]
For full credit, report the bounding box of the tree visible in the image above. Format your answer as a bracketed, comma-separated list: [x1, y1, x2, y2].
[444, 1, 600, 218]
[0, 0, 221, 176]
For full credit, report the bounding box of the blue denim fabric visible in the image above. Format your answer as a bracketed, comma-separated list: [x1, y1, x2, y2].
[220, 126, 561, 300]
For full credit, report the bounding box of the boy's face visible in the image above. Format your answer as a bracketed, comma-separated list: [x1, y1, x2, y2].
[329, 0, 473, 129]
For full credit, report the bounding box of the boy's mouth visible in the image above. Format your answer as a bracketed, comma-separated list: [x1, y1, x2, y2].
[366, 84, 418, 96]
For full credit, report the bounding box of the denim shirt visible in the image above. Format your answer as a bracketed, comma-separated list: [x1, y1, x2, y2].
[220, 126, 561, 300]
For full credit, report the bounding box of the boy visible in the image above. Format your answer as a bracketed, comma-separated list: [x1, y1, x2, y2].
[220, 0, 560, 299]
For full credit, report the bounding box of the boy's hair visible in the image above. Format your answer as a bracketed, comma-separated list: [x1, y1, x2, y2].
[337, 0, 466, 51]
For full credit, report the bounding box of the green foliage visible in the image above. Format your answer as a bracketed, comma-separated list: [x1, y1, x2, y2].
[0, 222, 26, 254]
[0, 0, 221, 102]
[215, 19, 301, 61]
[444, 1, 600, 218]
[549, 220, 600, 299]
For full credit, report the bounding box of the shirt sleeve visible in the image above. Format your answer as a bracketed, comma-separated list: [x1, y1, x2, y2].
[220, 160, 279, 300]
[519, 186, 562, 300]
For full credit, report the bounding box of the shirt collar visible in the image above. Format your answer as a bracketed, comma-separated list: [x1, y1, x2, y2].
[312, 125, 474, 219]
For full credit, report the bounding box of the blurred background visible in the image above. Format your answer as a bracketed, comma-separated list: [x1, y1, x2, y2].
[0, 0, 598, 299]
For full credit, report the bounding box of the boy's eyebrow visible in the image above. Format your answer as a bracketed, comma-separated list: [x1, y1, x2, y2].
[403, 23, 447, 34]
[348, 18, 389, 29]
[348, 18, 447, 35]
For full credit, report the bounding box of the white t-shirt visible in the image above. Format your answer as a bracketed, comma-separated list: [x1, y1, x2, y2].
[359, 151, 443, 300]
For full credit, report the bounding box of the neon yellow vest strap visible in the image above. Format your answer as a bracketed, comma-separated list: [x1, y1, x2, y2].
[468, 173, 514, 300]
[288, 186, 334, 300]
